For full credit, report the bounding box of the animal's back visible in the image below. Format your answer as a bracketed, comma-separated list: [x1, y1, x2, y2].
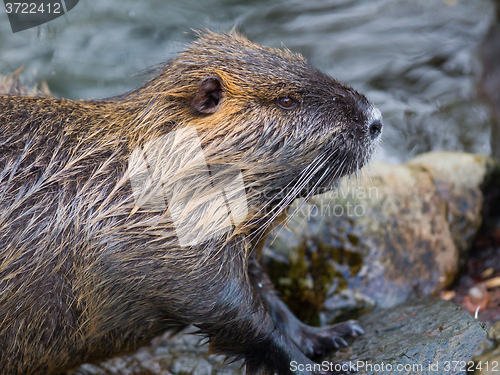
[0, 96, 142, 374]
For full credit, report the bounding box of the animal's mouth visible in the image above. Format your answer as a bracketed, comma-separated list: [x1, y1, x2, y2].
[245, 137, 377, 243]
[293, 128, 380, 200]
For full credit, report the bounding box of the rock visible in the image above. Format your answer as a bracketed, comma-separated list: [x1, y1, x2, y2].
[66, 326, 245, 375]
[330, 298, 489, 375]
[473, 321, 500, 375]
[407, 152, 497, 258]
[263, 152, 500, 323]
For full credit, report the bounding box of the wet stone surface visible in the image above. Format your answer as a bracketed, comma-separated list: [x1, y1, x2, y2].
[473, 321, 500, 375]
[330, 298, 489, 375]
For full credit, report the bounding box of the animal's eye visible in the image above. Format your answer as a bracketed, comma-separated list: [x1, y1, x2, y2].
[276, 97, 298, 110]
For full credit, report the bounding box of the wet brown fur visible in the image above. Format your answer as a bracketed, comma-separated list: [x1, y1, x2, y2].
[0, 31, 379, 374]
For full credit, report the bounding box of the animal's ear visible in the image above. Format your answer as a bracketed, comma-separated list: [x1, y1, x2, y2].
[191, 76, 223, 114]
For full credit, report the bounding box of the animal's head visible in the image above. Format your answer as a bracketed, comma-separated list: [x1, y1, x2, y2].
[126, 31, 382, 243]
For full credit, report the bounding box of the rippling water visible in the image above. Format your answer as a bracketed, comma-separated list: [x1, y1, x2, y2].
[0, 0, 495, 162]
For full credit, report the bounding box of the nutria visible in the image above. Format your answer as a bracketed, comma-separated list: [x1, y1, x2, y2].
[0, 31, 382, 375]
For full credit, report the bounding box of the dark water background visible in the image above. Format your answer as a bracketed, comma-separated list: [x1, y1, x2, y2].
[0, 0, 496, 162]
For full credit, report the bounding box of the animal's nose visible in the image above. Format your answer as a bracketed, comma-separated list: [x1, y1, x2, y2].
[369, 119, 382, 139]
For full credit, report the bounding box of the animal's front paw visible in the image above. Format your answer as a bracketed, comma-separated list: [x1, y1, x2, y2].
[295, 320, 364, 358]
